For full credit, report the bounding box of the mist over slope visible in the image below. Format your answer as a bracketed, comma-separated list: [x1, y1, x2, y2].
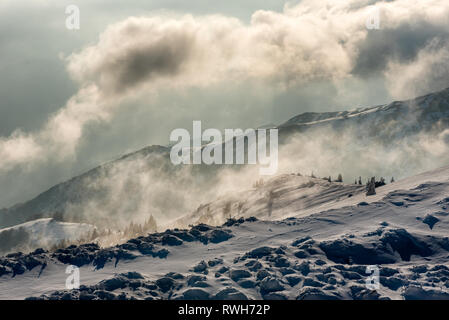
[175, 174, 365, 228]
[0, 218, 95, 255]
[175, 164, 449, 228]
[2, 164, 449, 300]
[0, 88, 449, 241]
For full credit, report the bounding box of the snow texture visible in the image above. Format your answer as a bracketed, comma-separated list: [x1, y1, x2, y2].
[1, 164, 449, 300]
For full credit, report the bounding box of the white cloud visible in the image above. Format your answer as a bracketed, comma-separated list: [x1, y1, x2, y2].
[386, 40, 449, 99]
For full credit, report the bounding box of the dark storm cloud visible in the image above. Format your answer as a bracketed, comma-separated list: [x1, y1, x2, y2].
[353, 21, 449, 77]
[98, 29, 195, 94]
[385, 39, 449, 98]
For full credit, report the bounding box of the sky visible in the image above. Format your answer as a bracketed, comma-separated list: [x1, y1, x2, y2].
[0, 0, 449, 208]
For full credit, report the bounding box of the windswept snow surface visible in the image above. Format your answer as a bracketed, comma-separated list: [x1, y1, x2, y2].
[175, 165, 449, 227]
[1, 165, 449, 300]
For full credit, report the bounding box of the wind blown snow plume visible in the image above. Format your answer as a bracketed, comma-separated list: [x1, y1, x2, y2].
[278, 127, 449, 183]
[386, 40, 449, 99]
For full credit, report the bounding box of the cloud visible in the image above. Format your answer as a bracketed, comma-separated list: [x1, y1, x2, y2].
[66, 17, 201, 94]
[1, 0, 449, 173]
[66, 10, 355, 94]
[277, 126, 449, 184]
[352, 21, 449, 77]
[0, 131, 43, 171]
[61, 0, 449, 96]
[0, 85, 113, 171]
[385, 40, 449, 99]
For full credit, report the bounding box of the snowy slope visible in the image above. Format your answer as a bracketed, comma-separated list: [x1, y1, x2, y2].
[0, 88, 449, 299]
[1, 165, 449, 300]
[280, 87, 449, 135]
[174, 174, 365, 227]
[174, 165, 449, 228]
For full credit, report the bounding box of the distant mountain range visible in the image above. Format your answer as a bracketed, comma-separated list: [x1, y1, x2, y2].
[278, 87, 449, 143]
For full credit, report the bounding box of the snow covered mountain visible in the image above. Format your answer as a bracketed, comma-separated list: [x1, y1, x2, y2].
[1, 82, 449, 298]
[1, 87, 449, 253]
[279, 87, 449, 141]
[1, 164, 449, 300]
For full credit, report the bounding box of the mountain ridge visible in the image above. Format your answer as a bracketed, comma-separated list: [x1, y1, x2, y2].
[1, 87, 449, 231]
